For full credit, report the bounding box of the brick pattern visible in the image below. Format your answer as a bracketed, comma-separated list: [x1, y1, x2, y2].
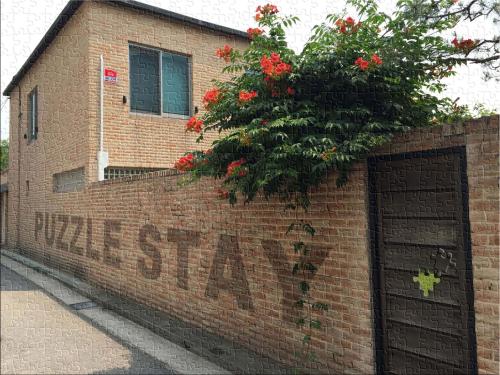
[6, 116, 499, 373]
[7, 2, 90, 250]
[4, 1, 499, 373]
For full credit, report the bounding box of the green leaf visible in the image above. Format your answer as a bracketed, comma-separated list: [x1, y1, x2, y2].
[293, 241, 305, 253]
[302, 262, 317, 273]
[302, 224, 316, 237]
[312, 302, 329, 311]
[310, 320, 321, 329]
[299, 281, 310, 294]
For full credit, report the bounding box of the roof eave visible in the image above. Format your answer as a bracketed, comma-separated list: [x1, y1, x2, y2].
[2, 0, 84, 96]
[2, 0, 248, 96]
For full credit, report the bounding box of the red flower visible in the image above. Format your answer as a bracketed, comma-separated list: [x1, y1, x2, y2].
[255, 4, 278, 18]
[174, 154, 195, 171]
[260, 54, 292, 79]
[255, 13, 261, 21]
[203, 88, 221, 108]
[271, 90, 280, 97]
[270, 52, 281, 63]
[215, 45, 232, 62]
[226, 158, 247, 177]
[287, 87, 295, 95]
[275, 62, 292, 75]
[461, 38, 476, 49]
[452, 37, 476, 50]
[261, 119, 269, 125]
[260, 55, 274, 75]
[354, 57, 370, 71]
[239, 90, 258, 103]
[216, 188, 229, 199]
[371, 54, 383, 65]
[247, 27, 263, 39]
[336, 17, 358, 33]
[185, 116, 203, 133]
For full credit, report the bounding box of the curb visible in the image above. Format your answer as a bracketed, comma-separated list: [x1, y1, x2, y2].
[1, 249, 290, 374]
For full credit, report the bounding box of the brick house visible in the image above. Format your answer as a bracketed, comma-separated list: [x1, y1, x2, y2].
[3, 0, 248, 187]
[2, 1, 499, 374]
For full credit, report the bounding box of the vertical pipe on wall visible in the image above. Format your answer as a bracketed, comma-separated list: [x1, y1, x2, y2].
[97, 55, 108, 181]
[100, 55, 104, 153]
[16, 87, 21, 247]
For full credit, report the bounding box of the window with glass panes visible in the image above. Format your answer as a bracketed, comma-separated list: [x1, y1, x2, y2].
[129, 45, 190, 116]
[28, 87, 38, 141]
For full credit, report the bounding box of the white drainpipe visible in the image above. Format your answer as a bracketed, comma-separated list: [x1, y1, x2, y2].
[97, 54, 109, 181]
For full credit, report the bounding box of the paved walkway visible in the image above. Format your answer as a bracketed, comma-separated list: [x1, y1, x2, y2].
[0, 258, 227, 374]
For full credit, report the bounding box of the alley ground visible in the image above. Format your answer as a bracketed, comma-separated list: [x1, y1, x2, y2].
[0, 258, 228, 375]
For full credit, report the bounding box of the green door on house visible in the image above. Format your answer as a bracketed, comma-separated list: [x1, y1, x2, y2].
[369, 147, 477, 375]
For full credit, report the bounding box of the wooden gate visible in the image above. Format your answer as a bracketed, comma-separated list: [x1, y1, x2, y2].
[368, 147, 477, 374]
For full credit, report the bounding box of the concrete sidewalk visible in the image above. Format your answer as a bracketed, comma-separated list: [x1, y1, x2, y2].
[0, 253, 230, 374]
[1, 265, 178, 374]
[1, 250, 289, 374]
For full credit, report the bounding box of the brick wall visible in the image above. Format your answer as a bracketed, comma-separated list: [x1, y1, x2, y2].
[6, 0, 248, 246]
[6, 2, 91, 248]
[5, 116, 498, 373]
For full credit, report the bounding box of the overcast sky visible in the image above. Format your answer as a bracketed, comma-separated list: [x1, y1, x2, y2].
[1, 0, 499, 140]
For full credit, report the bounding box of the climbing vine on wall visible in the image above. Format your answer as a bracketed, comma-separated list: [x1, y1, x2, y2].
[175, 0, 498, 369]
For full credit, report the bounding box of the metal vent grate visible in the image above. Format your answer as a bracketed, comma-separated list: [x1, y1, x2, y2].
[104, 166, 166, 180]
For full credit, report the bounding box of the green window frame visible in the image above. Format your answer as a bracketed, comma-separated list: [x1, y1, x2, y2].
[27, 87, 38, 141]
[129, 44, 191, 117]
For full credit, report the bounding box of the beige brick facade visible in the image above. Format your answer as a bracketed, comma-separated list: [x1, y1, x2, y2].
[3, 1, 499, 373]
[85, 1, 248, 181]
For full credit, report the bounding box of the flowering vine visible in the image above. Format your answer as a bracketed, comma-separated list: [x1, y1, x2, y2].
[186, 116, 203, 133]
[216, 44, 233, 62]
[174, 153, 195, 171]
[174, 0, 498, 370]
[202, 88, 221, 108]
[452, 37, 477, 51]
[239, 90, 258, 103]
[247, 27, 263, 39]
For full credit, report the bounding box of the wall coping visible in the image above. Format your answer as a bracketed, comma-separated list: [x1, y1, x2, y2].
[86, 115, 499, 189]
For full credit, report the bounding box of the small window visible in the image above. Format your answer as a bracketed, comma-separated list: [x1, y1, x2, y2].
[129, 45, 191, 116]
[28, 87, 38, 141]
[53, 168, 85, 193]
[104, 166, 166, 180]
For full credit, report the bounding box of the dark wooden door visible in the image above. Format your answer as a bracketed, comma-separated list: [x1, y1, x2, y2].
[369, 148, 477, 375]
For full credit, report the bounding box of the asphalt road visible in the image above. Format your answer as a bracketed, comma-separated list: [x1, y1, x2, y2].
[0, 264, 175, 374]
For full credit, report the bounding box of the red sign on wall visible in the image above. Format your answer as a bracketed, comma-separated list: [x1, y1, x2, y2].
[104, 68, 117, 83]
